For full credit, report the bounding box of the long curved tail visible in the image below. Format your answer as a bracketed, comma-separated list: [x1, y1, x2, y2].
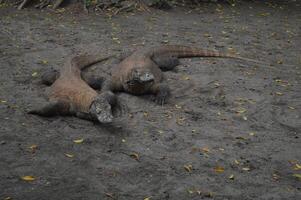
[60, 54, 113, 77]
[151, 45, 268, 65]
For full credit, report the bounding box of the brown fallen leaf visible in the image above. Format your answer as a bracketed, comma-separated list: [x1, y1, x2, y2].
[130, 153, 139, 161]
[214, 166, 225, 173]
[202, 147, 210, 153]
[184, 164, 193, 173]
[21, 176, 35, 181]
[29, 144, 38, 153]
[105, 193, 114, 199]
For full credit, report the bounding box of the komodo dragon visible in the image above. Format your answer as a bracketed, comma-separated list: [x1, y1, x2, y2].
[101, 45, 266, 104]
[28, 54, 121, 123]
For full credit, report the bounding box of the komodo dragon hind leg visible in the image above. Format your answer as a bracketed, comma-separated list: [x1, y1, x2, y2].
[28, 100, 66, 117]
[152, 54, 180, 71]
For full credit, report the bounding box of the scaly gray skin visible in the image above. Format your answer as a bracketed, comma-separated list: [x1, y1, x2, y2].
[35, 45, 262, 112]
[102, 45, 264, 105]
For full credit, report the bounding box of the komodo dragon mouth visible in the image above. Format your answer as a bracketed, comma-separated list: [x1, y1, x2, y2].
[127, 71, 155, 85]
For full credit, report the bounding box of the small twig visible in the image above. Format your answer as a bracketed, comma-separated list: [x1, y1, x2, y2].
[18, 0, 30, 10]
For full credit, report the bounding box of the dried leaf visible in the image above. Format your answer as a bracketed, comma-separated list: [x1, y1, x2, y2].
[235, 107, 247, 114]
[31, 72, 38, 77]
[29, 144, 38, 153]
[143, 112, 149, 117]
[214, 166, 225, 173]
[234, 160, 240, 165]
[41, 60, 48, 64]
[293, 164, 301, 170]
[275, 92, 283, 96]
[105, 193, 114, 199]
[229, 174, 235, 180]
[175, 104, 182, 109]
[184, 164, 193, 173]
[73, 138, 84, 144]
[65, 153, 74, 158]
[292, 174, 301, 180]
[202, 147, 210, 153]
[21, 176, 35, 181]
[242, 167, 250, 171]
[130, 153, 139, 160]
[249, 132, 255, 136]
[144, 197, 151, 200]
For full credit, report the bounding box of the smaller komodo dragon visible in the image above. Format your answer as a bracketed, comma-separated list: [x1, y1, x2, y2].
[101, 45, 267, 104]
[28, 54, 122, 123]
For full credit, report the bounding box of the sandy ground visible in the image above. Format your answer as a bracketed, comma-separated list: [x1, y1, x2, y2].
[0, 1, 300, 199]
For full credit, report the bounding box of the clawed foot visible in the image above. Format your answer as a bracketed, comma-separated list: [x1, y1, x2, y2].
[153, 84, 171, 105]
[90, 97, 114, 123]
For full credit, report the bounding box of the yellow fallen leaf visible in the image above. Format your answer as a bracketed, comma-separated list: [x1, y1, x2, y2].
[41, 60, 48, 64]
[73, 138, 84, 144]
[214, 166, 225, 173]
[31, 72, 38, 77]
[144, 197, 151, 200]
[175, 104, 182, 109]
[182, 76, 190, 80]
[65, 153, 74, 158]
[21, 176, 35, 181]
[234, 160, 240, 165]
[143, 112, 149, 117]
[4, 197, 12, 200]
[235, 107, 247, 114]
[292, 174, 301, 180]
[184, 164, 193, 173]
[202, 147, 210, 153]
[187, 189, 194, 194]
[229, 174, 235, 180]
[294, 164, 301, 170]
[249, 132, 255, 136]
[288, 106, 295, 110]
[275, 92, 283, 96]
[242, 167, 250, 171]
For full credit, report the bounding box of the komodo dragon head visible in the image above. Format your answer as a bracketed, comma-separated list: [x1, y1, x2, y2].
[125, 68, 155, 90]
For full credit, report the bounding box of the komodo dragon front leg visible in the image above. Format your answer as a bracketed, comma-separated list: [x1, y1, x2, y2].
[41, 68, 104, 90]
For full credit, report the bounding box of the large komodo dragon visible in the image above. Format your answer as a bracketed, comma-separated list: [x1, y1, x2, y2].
[28, 54, 121, 123]
[101, 45, 266, 104]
